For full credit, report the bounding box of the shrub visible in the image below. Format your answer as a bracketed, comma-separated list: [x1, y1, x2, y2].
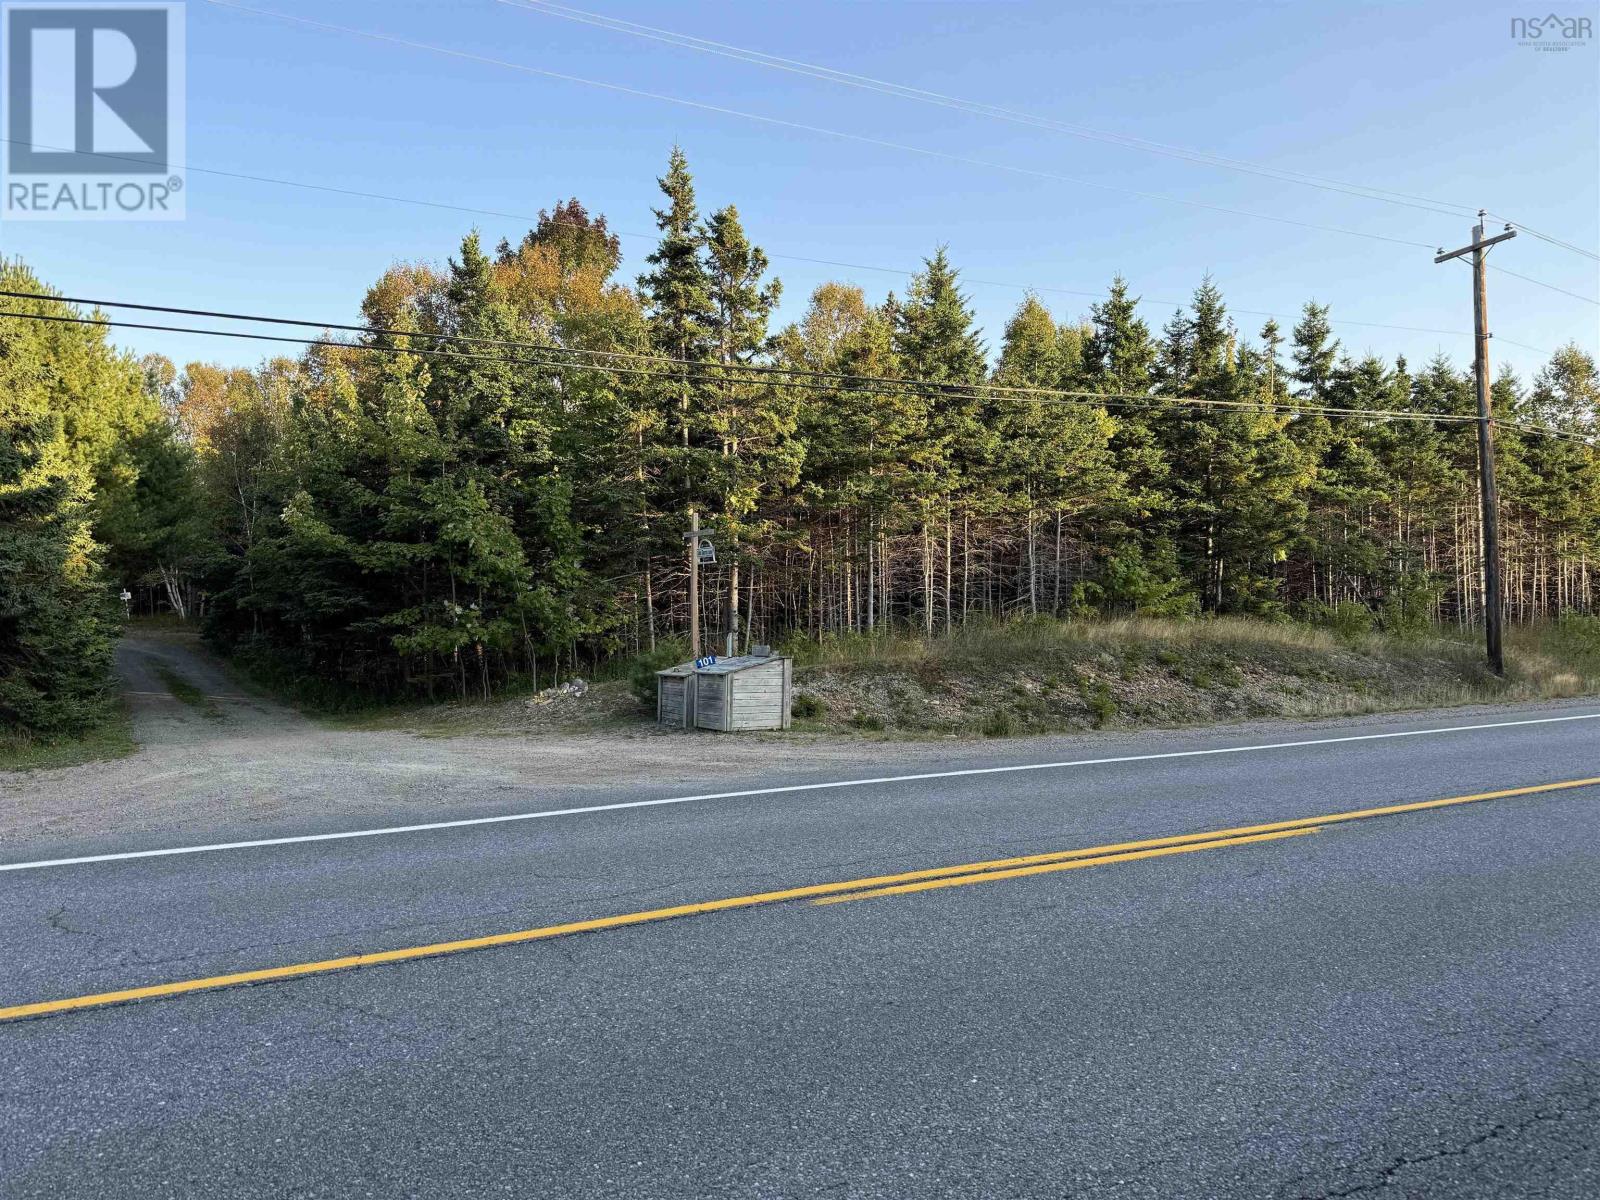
[981, 708, 1013, 737]
[627, 640, 690, 708]
[1554, 611, 1600, 655]
[1379, 571, 1444, 639]
[791, 692, 823, 719]
[1303, 600, 1374, 641]
[1080, 679, 1117, 727]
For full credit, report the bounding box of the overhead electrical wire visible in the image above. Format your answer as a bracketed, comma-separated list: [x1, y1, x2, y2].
[3, 305, 1590, 445]
[0, 306, 1460, 424]
[502, 0, 1600, 288]
[0, 134, 1562, 357]
[1486, 264, 1600, 307]
[498, 0, 1481, 222]
[0, 288, 1505, 396]
[501, 0, 1600, 268]
[1485, 217, 1600, 264]
[0, 288, 1561, 420]
[200, 1, 1594, 331]
[5, 137, 1531, 354]
[202, 0, 1440, 252]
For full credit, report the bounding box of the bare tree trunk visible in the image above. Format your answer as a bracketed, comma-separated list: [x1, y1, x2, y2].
[159, 564, 188, 620]
[944, 511, 954, 635]
[866, 518, 876, 633]
[962, 513, 971, 624]
[1026, 500, 1038, 616]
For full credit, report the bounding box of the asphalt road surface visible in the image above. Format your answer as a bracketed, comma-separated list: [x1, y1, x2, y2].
[3, 701, 1598, 1198]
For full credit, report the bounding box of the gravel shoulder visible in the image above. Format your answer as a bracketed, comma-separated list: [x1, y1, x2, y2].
[3, 628, 1597, 857]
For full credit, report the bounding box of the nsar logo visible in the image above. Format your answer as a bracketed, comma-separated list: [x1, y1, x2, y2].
[1510, 12, 1593, 50]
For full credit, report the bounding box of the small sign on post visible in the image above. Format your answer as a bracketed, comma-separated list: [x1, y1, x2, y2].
[696, 537, 717, 565]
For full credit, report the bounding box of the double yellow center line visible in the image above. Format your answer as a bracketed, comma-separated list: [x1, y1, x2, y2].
[2, 776, 1595, 1024]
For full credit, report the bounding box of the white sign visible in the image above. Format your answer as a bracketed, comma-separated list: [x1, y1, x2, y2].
[696, 537, 717, 565]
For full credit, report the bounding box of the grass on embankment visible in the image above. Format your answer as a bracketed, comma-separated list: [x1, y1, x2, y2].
[781, 614, 1600, 738]
[0, 704, 136, 772]
[268, 613, 1600, 742]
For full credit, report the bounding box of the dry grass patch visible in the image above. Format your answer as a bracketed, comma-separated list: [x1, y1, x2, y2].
[785, 615, 1600, 739]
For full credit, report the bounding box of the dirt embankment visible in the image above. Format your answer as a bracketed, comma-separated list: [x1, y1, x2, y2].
[792, 648, 1453, 737]
[338, 617, 1600, 742]
[784, 619, 1597, 738]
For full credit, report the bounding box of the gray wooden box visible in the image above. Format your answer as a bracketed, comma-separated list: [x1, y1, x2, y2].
[692, 655, 792, 732]
[655, 661, 697, 729]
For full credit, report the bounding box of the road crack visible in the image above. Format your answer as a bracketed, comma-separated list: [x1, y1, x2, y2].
[44, 907, 92, 938]
[1297, 1083, 1600, 1199]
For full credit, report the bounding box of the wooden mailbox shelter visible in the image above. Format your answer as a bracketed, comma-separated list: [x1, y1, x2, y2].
[658, 653, 792, 731]
[694, 654, 792, 731]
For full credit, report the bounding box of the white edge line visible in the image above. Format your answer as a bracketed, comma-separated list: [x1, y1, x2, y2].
[3, 711, 1598, 874]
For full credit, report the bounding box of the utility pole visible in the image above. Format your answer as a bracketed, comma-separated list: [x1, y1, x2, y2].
[1435, 212, 1516, 674]
[686, 510, 701, 661]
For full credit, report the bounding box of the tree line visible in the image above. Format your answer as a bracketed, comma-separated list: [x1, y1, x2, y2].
[3, 149, 1597, 729]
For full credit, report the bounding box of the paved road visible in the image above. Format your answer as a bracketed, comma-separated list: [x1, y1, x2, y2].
[2, 702, 1597, 1197]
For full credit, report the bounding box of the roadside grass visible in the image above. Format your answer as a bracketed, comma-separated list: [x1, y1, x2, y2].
[207, 612, 1600, 742]
[782, 613, 1600, 738]
[323, 684, 644, 738]
[0, 704, 136, 772]
[154, 664, 227, 721]
[301, 664, 655, 738]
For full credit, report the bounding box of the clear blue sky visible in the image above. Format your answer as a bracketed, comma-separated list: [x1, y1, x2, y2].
[4, 0, 1596, 381]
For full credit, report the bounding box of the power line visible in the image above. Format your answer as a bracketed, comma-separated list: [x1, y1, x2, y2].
[7, 306, 1585, 442]
[200, 2, 1591, 340]
[204, 0, 1441, 252]
[500, 0, 1486, 224]
[0, 134, 1560, 357]
[1486, 264, 1600, 307]
[1485, 215, 1600, 264]
[503, 0, 1600, 266]
[0, 287, 1550, 420]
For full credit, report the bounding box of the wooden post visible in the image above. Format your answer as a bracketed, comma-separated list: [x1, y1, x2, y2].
[1435, 213, 1516, 675]
[1471, 231, 1505, 675]
[688, 510, 700, 661]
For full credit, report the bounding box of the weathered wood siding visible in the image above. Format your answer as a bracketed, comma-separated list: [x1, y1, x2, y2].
[695, 673, 729, 730]
[658, 676, 687, 726]
[729, 663, 787, 730]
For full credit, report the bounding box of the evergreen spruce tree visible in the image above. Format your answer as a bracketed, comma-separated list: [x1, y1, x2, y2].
[638, 147, 716, 509]
[892, 248, 988, 630]
[0, 269, 119, 737]
[702, 203, 797, 649]
[1080, 277, 1185, 612]
[993, 297, 1120, 614]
